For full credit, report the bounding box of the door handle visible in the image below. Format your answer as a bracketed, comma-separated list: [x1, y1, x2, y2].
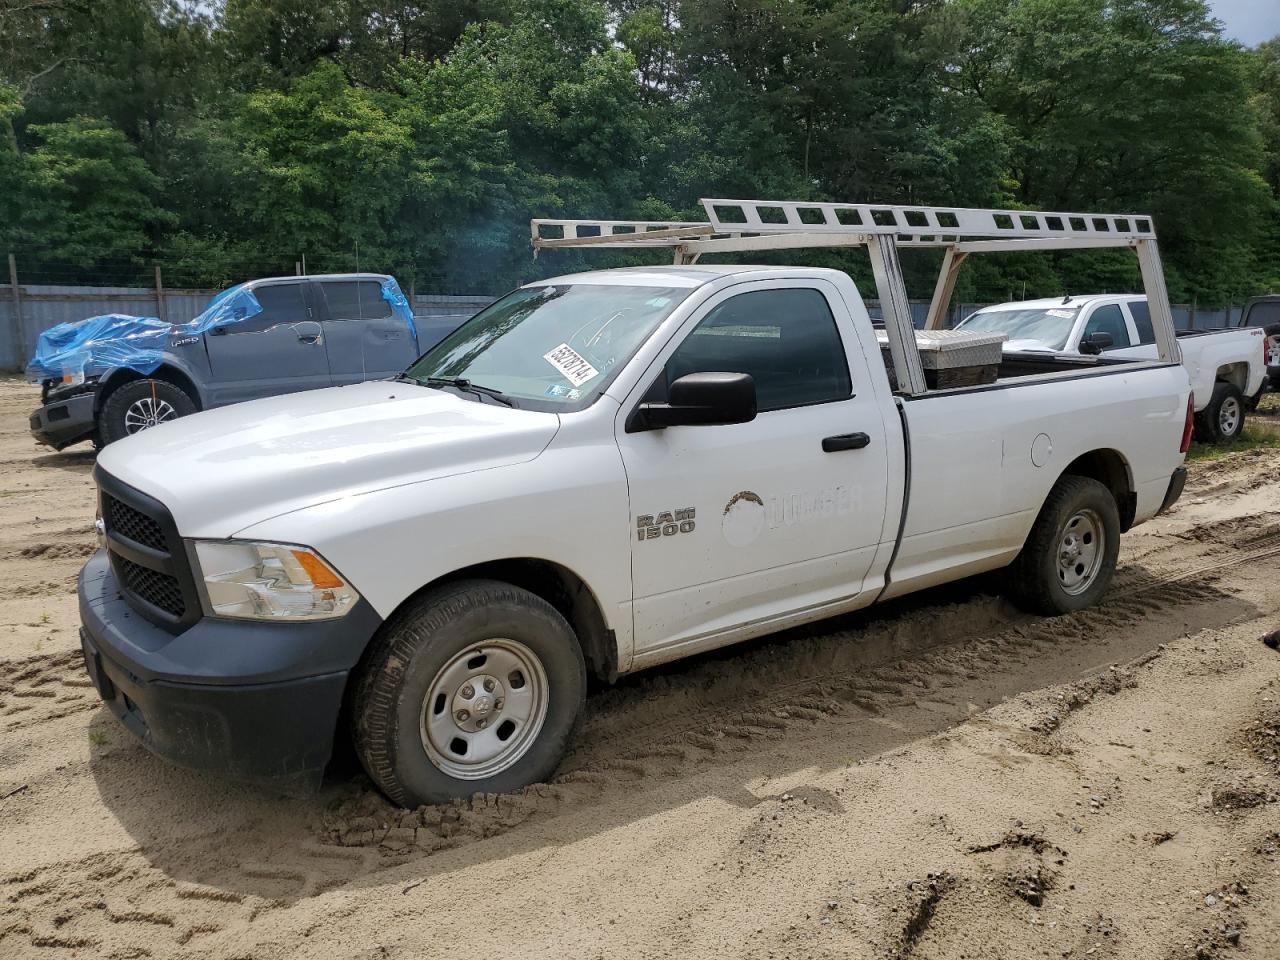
[298, 333, 322, 344]
[822, 432, 871, 452]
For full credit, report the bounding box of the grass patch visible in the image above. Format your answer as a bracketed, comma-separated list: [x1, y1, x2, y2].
[1186, 427, 1280, 463]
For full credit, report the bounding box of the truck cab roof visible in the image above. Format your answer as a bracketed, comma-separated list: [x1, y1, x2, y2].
[241, 272, 394, 288]
[977, 294, 1144, 311]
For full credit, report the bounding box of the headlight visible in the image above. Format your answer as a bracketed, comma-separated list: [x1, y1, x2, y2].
[192, 540, 359, 621]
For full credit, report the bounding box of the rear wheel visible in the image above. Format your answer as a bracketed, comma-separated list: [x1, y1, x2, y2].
[1008, 475, 1121, 615]
[98, 379, 196, 446]
[1194, 382, 1245, 443]
[353, 579, 586, 807]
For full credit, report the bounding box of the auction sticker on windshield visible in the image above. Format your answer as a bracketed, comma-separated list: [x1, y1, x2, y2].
[543, 343, 599, 386]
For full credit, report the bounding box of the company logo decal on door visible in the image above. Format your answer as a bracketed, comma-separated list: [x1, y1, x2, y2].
[722, 491, 765, 547]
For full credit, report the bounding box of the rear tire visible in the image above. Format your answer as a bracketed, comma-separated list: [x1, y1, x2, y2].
[353, 579, 586, 808]
[1007, 475, 1121, 616]
[1194, 382, 1245, 443]
[98, 379, 196, 446]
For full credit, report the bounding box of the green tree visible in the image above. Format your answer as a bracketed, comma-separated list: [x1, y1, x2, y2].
[955, 0, 1272, 303]
[18, 115, 170, 263]
[232, 61, 413, 271]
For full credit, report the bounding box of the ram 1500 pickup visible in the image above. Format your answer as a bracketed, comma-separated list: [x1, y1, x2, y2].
[957, 294, 1268, 442]
[77, 201, 1194, 806]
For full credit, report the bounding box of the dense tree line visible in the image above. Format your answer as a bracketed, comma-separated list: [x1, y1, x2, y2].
[0, 0, 1277, 305]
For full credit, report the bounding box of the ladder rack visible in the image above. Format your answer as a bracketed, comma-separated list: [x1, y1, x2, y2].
[531, 199, 1156, 252]
[529, 198, 1179, 394]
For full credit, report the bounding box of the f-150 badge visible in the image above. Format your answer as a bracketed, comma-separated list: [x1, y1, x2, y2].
[636, 508, 695, 541]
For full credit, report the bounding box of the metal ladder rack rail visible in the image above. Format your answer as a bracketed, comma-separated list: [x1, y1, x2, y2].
[529, 198, 1179, 395]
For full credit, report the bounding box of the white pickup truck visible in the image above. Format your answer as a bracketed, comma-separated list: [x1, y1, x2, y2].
[956, 294, 1268, 442]
[77, 201, 1193, 807]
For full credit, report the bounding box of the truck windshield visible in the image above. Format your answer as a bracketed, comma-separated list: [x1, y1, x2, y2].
[957, 307, 1077, 351]
[404, 283, 692, 409]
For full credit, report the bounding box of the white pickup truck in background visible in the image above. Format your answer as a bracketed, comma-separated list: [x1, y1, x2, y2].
[76, 200, 1196, 807]
[957, 294, 1269, 442]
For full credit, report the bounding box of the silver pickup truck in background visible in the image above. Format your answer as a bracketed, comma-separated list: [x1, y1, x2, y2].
[957, 294, 1269, 442]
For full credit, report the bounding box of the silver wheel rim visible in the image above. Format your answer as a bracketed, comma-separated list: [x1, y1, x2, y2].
[1057, 508, 1105, 596]
[419, 638, 549, 781]
[123, 396, 178, 434]
[1219, 396, 1241, 436]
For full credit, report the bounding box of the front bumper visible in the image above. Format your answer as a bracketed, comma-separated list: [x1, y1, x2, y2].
[1158, 466, 1187, 516]
[78, 549, 382, 788]
[30, 389, 96, 449]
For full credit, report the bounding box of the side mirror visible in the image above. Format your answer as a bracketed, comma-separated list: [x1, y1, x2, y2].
[1080, 332, 1114, 355]
[635, 372, 757, 430]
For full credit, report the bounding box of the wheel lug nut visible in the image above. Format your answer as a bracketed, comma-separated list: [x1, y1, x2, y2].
[456, 710, 470, 722]
[483, 678, 495, 692]
[461, 684, 474, 699]
[476, 718, 487, 730]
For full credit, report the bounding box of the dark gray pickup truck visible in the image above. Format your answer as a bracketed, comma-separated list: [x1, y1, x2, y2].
[29, 273, 469, 450]
[1228, 294, 1280, 391]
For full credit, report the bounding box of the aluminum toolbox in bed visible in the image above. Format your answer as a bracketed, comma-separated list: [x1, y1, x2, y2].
[876, 329, 1007, 389]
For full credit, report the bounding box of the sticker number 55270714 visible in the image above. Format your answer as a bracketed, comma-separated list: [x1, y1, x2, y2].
[543, 343, 600, 387]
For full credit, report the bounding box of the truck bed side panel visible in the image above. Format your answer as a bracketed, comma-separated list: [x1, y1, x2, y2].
[881, 364, 1189, 599]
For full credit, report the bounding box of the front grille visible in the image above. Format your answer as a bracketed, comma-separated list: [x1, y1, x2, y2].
[104, 494, 166, 551]
[116, 555, 186, 619]
[97, 470, 197, 630]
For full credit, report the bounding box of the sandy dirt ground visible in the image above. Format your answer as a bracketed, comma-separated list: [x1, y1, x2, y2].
[1, 375, 1278, 959]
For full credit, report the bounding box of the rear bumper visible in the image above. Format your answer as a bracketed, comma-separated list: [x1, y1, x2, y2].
[1158, 466, 1187, 516]
[30, 391, 96, 449]
[78, 549, 382, 788]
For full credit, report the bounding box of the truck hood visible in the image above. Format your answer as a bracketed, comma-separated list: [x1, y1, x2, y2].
[1001, 338, 1056, 352]
[95, 381, 561, 538]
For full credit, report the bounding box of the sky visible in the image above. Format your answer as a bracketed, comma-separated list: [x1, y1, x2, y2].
[1208, 0, 1280, 46]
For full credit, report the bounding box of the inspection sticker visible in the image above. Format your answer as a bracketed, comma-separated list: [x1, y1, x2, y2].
[543, 343, 599, 386]
[1046, 308, 1076, 319]
[544, 383, 582, 400]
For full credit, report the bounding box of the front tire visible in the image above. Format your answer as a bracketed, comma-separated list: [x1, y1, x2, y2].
[1008, 476, 1121, 616]
[352, 580, 586, 807]
[98, 379, 197, 446]
[1195, 382, 1245, 443]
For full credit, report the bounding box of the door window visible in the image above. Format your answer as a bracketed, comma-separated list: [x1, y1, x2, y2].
[321, 280, 392, 320]
[228, 283, 309, 334]
[1081, 304, 1133, 349]
[660, 289, 852, 412]
[1127, 300, 1156, 345]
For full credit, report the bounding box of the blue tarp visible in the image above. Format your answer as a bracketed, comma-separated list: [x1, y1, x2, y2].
[381, 277, 418, 345]
[26, 283, 265, 383]
[26, 277, 416, 382]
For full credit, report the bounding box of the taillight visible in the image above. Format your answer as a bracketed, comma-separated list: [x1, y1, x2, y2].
[1180, 393, 1195, 453]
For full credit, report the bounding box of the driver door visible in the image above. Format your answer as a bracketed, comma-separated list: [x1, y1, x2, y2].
[616, 280, 892, 661]
[203, 280, 332, 404]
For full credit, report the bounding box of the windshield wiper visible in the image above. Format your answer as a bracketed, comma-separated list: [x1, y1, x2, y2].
[423, 376, 517, 407]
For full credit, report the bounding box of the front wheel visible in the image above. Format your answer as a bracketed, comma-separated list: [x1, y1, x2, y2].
[1007, 475, 1121, 616]
[1195, 382, 1245, 443]
[98, 379, 197, 446]
[352, 580, 586, 807]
